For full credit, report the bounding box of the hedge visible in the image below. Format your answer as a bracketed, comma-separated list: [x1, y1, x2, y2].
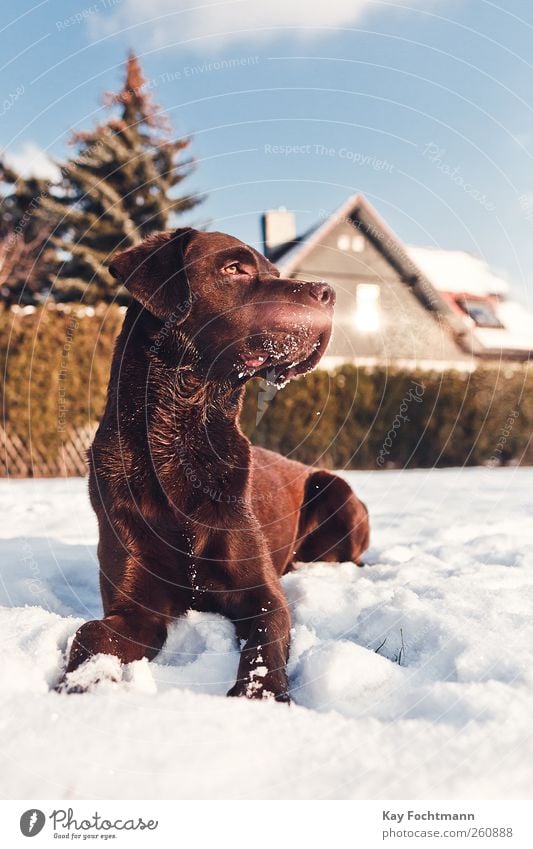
[1, 305, 532, 472]
[241, 365, 533, 468]
[0, 305, 123, 465]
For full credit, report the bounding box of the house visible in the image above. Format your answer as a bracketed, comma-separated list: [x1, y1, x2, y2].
[408, 246, 533, 361]
[261, 195, 532, 370]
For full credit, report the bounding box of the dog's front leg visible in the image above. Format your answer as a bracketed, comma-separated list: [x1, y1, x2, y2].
[209, 517, 292, 702]
[57, 518, 186, 692]
[227, 586, 291, 703]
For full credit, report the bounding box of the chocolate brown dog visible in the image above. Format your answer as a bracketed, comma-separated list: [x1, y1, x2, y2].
[63, 228, 369, 701]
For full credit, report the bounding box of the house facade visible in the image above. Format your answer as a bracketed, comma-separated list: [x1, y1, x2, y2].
[262, 195, 532, 370]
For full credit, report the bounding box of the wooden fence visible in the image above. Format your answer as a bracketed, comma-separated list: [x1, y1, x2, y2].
[0, 424, 96, 477]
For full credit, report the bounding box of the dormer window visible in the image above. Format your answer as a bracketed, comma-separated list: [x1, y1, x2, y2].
[457, 297, 503, 328]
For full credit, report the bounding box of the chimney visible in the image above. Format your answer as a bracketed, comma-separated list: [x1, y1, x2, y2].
[261, 208, 296, 258]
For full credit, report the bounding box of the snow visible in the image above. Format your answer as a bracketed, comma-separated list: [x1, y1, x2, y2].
[408, 246, 533, 352]
[476, 299, 533, 352]
[1, 469, 533, 799]
[408, 246, 509, 296]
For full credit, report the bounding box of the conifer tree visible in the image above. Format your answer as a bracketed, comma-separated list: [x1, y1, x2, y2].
[1, 53, 200, 304]
[0, 163, 55, 304]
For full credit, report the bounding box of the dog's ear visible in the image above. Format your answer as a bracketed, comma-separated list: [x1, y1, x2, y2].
[108, 228, 196, 321]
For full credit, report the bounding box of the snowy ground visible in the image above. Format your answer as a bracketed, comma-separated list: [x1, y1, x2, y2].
[1, 468, 533, 800]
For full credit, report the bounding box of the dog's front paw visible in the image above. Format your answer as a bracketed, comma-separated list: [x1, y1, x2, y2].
[227, 670, 291, 704]
[54, 654, 123, 694]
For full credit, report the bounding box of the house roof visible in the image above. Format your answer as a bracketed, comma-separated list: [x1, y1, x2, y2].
[276, 193, 456, 317]
[407, 246, 509, 297]
[274, 193, 480, 360]
[408, 247, 533, 354]
[273, 193, 532, 361]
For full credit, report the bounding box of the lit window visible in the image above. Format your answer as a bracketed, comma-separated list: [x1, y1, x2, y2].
[337, 234, 350, 250]
[352, 235, 365, 252]
[353, 283, 381, 332]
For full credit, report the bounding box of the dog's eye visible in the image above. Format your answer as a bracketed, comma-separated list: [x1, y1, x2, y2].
[224, 263, 240, 275]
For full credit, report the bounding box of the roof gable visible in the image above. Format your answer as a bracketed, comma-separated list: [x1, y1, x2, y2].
[271, 195, 476, 365]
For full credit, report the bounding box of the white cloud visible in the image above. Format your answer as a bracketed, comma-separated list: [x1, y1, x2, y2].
[90, 0, 425, 49]
[4, 142, 60, 181]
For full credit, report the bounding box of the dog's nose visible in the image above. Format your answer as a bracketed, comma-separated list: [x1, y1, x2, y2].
[309, 282, 335, 306]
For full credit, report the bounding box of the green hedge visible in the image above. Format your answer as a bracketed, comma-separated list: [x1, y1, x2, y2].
[2, 306, 532, 471]
[0, 305, 123, 462]
[242, 365, 533, 469]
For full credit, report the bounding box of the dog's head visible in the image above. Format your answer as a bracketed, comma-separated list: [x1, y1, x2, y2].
[109, 228, 335, 386]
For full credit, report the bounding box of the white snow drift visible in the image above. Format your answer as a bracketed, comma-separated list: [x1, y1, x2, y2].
[1, 468, 532, 799]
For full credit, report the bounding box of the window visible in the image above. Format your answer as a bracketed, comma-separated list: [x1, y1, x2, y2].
[337, 233, 365, 252]
[353, 283, 381, 332]
[457, 298, 503, 328]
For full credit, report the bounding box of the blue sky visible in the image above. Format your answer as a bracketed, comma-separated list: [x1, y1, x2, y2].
[3, 0, 533, 302]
